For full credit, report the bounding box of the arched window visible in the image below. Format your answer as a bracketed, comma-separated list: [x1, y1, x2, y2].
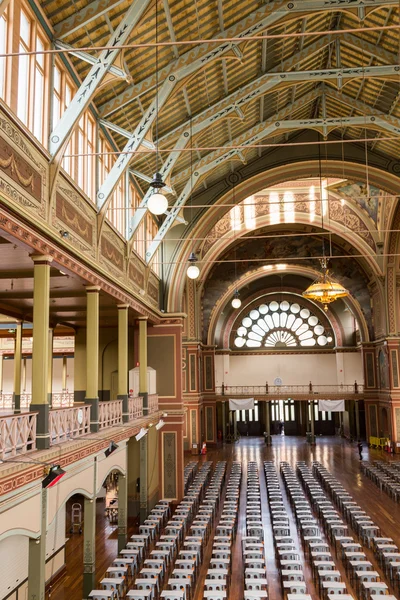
[233, 300, 333, 349]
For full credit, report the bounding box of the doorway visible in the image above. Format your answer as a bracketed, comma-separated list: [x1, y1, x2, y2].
[236, 401, 263, 436]
[271, 399, 297, 435]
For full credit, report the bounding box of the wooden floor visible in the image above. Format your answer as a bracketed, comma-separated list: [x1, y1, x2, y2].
[48, 435, 400, 600]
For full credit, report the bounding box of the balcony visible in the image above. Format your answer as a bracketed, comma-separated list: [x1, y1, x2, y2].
[0, 392, 74, 412]
[0, 394, 158, 459]
[0, 412, 37, 460]
[215, 383, 364, 399]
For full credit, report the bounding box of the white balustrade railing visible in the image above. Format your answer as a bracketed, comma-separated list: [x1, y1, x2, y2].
[129, 396, 143, 420]
[148, 394, 159, 414]
[216, 383, 364, 395]
[0, 393, 13, 410]
[0, 412, 37, 459]
[49, 405, 91, 445]
[0, 391, 74, 411]
[99, 400, 123, 429]
[52, 392, 74, 408]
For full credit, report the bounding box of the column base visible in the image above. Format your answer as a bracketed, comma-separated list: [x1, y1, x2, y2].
[118, 394, 129, 423]
[83, 569, 96, 599]
[13, 393, 21, 414]
[30, 403, 50, 450]
[47, 393, 52, 408]
[118, 529, 127, 553]
[85, 397, 99, 432]
[139, 392, 148, 416]
[264, 433, 272, 446]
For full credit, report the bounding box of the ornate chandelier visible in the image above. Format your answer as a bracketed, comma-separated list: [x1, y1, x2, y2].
[303, 258, 348, 311]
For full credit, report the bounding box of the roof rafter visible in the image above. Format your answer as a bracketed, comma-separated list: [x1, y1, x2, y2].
[99, 0, 396, 118]
[53, 0, 128, 40]
[126, 36, 331, 241]
[49, 0, 151, 161]
[145, 88, 323, 264]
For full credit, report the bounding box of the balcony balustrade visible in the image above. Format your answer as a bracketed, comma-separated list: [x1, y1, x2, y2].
[99, 399, 123, 429]
[49, 404, 91, 445]
[129, 396, 143, 420]
[216, 383, 363, 396]
[148, 393, 159, 414]
[0, 392, 74, 412]
[0, 392, 158, 458]
[0, 412, 37, 459]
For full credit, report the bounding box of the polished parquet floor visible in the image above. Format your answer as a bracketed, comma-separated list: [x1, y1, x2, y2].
[49, 436, 400, 600]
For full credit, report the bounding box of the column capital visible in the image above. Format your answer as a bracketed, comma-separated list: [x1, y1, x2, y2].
[31, 254, 53, 265]
[117, 304, 130, 310]
[138, 316, 148, 321]
[86, 285, 101, 293]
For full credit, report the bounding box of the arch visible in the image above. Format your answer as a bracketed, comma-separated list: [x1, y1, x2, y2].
[0, 527, 40, 543]
[47, 487, 93, 529]
[205, 264, 370, 346]
[96, 464, 126, 496]
[167, 160, 397, 312]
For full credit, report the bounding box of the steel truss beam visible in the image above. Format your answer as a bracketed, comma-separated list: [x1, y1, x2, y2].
[145, 91, 400, 263]
[49, 0, 151, 160]
[127, 37, 331, 240]
[145, 89, 322, 264]
[100, 0, 397, 118]
[95, 0, 396, 224]
[54, 40, 129, 79]
[128, 47, 400, 239]
[53, 0, 128, 40]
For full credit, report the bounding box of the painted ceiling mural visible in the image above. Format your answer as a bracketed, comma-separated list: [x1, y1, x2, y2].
[200, 178, 387, 260]
[202, 234, 372, 344]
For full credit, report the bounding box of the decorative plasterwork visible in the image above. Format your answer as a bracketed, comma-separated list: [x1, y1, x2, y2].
[168, 160, 393, 314]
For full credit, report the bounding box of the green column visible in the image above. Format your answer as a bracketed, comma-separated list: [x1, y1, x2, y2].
[310, 401, 316, 444]
[30, 256, 52, 449]
[83, 497, 96, 599]
[13, 322, 22, 413]
[355, 400, 360, 440]
[28, 489, 47, 600]
[86, 287, 100, 432]
[139, 436, 148, 523]
[265, 400, 271, 445]
[233, 410, 237, 440]
[118, 305, 129, 423]
[118, 472, 128, 552]
[48, 328, 54, 407]
[138, 317, 148, 414]
[221, 401, 226, 442]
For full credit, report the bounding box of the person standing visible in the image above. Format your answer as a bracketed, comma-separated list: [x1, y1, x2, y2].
[358, 441, 363, 460]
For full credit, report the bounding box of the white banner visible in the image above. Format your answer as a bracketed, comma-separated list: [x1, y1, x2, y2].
[229, 398, 255, 411]
[318, 399, 345, 412]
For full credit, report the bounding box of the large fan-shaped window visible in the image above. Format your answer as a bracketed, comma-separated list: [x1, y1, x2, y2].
[233, 300, 333, 349]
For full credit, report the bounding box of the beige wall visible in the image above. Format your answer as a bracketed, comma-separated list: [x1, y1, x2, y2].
[215, 352, 363, 387]
[1, 357, 74, 394]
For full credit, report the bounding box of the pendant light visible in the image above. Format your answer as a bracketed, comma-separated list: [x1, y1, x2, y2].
[148, 1, 168, 216]
[303, 136, 348, 311]
[187, 251, 200, 279]
[186, 118, 200, 279]
[231, 289, 241, 309]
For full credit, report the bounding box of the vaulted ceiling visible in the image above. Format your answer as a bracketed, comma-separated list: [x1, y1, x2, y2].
[40, 0, 400, 204]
